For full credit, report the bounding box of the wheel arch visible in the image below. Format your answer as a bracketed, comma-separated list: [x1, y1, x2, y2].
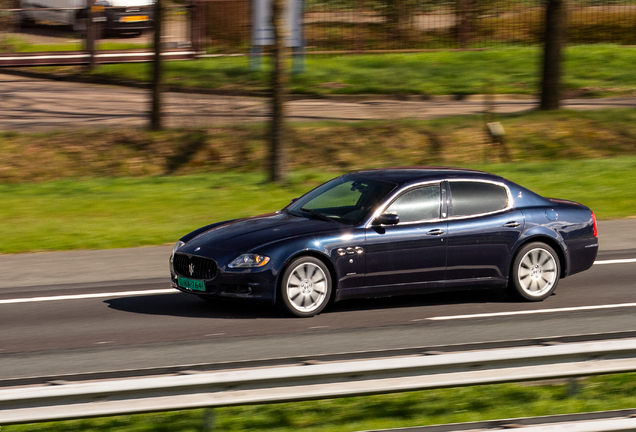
[511, 235, 566, 279]
[274, 250, 337, 305]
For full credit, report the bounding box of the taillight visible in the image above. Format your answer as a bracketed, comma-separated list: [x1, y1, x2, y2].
[591, 211, 597, 237]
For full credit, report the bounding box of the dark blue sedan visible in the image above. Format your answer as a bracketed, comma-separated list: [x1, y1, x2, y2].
[170, 168, 598, 317]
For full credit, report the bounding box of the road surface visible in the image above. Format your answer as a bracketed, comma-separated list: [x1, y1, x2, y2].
[0, 220, 634, 381]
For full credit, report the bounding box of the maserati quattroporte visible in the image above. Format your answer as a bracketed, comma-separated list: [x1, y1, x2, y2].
[170, 168, 598, 317]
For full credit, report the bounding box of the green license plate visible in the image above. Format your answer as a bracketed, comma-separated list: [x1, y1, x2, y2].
[178, 276, 205, 292]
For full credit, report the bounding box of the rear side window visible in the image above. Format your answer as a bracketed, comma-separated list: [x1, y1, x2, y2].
[386, 184, 441, 223]
[450, 181, 508, 217]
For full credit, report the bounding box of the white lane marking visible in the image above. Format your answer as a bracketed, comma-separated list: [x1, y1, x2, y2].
[420, 302, 636, 321]
[0, 258, 630, 305]
[309, 326, 329, 329]
[205, 333, 226, 337]
[594, 258, 636, 265]
[0, 289, 176, 305]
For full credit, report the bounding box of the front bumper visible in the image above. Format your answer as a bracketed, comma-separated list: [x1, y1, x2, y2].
[170, 265, 278, 304]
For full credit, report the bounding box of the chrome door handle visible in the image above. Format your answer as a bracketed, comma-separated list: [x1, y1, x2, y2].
[503, 221, 521, 228]
[426, 229, 445, 236]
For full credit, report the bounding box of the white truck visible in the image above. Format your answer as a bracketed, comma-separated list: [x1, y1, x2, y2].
[20, 0, 154, 37]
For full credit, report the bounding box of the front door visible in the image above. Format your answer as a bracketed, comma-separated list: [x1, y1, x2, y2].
[365, 183, 448, 289]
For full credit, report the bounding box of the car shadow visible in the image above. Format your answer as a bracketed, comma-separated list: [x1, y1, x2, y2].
[105, 293, 283, 319]
[105, 287, 515, 319]
[329, 287, 515, 314]
[15, 24, 80, 39]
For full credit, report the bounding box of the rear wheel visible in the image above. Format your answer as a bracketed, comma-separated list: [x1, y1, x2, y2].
[280, 257, 332, 318]
[508, 242, 560, 301]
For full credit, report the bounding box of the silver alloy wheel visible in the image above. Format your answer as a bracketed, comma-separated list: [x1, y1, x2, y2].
[285, 262, 328, 314]
[517, 247, 557, 297]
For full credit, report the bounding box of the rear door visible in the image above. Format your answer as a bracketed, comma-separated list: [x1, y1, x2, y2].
[445, 180, 524, 282]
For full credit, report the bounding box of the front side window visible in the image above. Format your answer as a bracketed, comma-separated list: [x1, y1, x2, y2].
[450, 181, 509, 217]
[385, 184, 441, 223]
[288, 176, 396, 225]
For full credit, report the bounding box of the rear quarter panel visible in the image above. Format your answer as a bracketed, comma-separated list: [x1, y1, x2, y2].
[520, 203, 597, 278]
[549, 202, 598, 276]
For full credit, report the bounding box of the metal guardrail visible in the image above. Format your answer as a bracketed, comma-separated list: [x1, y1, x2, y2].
[5, 329, 636, 389]
[1, 338, 636, 425]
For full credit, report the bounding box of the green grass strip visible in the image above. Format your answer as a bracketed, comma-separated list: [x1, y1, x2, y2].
[4, 373, 636, 431]
[1, 157, 634, 253]
[83, 44, 636, 97]
[0, 35, 151, 53]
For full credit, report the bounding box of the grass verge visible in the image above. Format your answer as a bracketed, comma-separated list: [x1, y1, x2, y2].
[3, 109, 636, 183]
[79, 44, 636, 97]
[4, 373, 636, 431]
[2, 109, 636, 252]
[0, 157, 635, 253]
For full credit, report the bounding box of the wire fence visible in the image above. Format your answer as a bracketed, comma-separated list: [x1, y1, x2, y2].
[1, 0, 636, 55]
[197, 0, 636, 53]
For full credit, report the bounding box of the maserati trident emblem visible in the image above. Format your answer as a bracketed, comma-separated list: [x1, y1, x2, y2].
[189, 263, 195, 276]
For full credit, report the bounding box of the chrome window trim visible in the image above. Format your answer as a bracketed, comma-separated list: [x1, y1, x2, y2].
[446, 179, 513, 220]
[364, 181, 444, 228]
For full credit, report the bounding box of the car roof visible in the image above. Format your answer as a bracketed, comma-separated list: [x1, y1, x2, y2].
[347, 167, 503, 185]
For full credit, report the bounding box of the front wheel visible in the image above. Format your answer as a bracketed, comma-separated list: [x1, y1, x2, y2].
[508, 242, 560, 301]
[280, 257, 332, 317]
[72, 17, 87, 33]
[19, 13, 35, 29]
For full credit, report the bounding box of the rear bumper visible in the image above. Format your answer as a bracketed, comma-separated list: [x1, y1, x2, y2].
[564, 236, 598, 277]
[105, 8, 154, 33]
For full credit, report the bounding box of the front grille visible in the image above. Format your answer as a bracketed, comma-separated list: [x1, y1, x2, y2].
[173, 253, 218, 280]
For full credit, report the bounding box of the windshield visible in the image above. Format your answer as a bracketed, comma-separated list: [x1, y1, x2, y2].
[287, 176, 397, 225]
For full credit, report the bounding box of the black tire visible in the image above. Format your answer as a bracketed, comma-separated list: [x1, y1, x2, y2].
[279, 256, 332, 318]
[507, 242, 560, 301]
[19, 13, 35, 29]
[72, 15, 87, 33]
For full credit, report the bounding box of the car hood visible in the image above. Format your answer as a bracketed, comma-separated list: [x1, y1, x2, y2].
[184, 212, 339, 252]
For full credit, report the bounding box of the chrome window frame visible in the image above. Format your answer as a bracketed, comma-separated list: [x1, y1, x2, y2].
[446, 179, 513, 220]
[364, 180, 445, 228]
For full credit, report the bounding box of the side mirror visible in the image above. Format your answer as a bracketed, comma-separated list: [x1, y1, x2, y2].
[374, 213, 400, 226]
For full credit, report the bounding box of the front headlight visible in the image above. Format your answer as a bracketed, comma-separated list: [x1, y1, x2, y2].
[171, 240, 185, 263]
[228, 254, 270, 268]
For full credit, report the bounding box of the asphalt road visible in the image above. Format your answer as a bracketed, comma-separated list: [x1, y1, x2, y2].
[0, 220, 635, 381]
[3, 73, 636, 131]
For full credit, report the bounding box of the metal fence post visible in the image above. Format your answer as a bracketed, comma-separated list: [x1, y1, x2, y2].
[457, 0, 473, 48]
[86, 0, 95, 70]
[190, 0, 203, 53]
[151, 0, 163, 130]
